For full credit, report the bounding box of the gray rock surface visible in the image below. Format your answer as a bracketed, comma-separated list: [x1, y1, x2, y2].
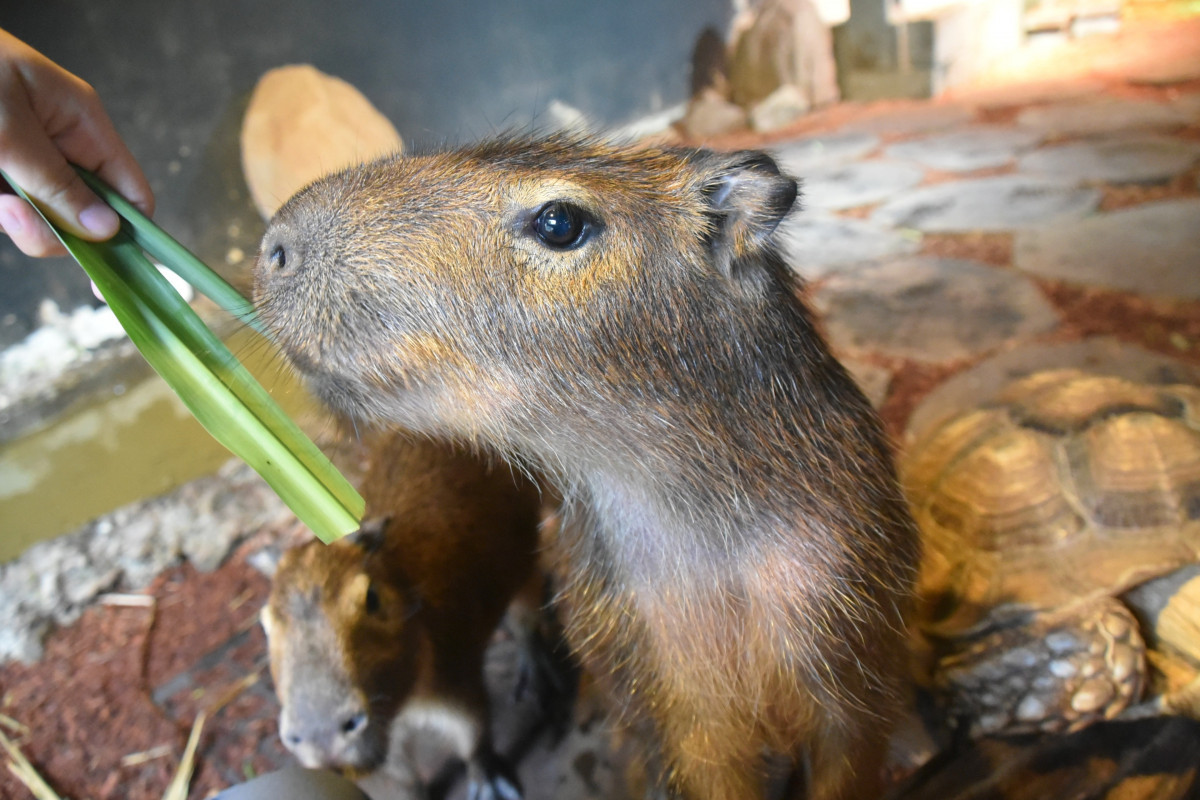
[1015, 199, 1200, 300]
[812, 257, 1061, 363]
[885, 127, 1043, 172]
[871, 175, 1101, 232]
[777, 211, 921, 278]
[802, 160, 926, 210]
[1017, 135, 1200, 184]
[903, 338, 1200, 444]
[1016, 98, 1194, 136]
[773, 132, 880, 174]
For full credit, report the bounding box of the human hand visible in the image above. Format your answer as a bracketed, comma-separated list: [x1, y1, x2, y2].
[0, 28, 154, 257]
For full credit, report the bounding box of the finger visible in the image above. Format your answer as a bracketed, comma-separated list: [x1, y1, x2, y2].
[0, 75, 121, 241]
[0, 191, 68, 257]
[51, 87, 154, 218]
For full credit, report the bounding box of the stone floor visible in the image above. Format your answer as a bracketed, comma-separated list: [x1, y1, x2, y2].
[2, 15, 1200, 800]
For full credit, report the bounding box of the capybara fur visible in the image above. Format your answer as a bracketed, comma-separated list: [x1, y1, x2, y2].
[254, 135, 919, 800]
[262, 433, 543, 799]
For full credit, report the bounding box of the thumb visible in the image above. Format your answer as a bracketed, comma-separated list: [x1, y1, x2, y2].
[1, 150, 120, 242]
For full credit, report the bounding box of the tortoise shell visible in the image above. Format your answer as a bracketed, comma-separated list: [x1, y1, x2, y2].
[905, 369, 1200, 641]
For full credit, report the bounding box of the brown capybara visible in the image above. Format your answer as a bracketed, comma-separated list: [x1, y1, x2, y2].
[262, 433, 544, 799]
[253, 135, 920, 800]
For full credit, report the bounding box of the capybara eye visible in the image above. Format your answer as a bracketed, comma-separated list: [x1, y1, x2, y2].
[533, 201, 588, 249]
[364, 584, 381, 615]
[269, 244, 287, 271]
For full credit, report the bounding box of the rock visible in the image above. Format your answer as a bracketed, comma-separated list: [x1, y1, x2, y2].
[240, 64, 404, 220]
[1018, 135, 1200, 184]
[678, 87, 747, 139]
[729, 0, 839, 111]
[812, 256, 1060, 363]
[749, 84, 811, 133]
[802, 160, 926, 210]
[885, 126, 1043, 172]
[1016, 98, 1193, 137]
[777, 211, 920, 278]
[871, 176, 1100, 232]
[772, 131, 880, 173]
[1015, 199, 1200, 300]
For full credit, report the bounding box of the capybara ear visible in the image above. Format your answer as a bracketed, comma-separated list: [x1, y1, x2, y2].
[348, 516, 390, 553]
[694, 150, 799, 289]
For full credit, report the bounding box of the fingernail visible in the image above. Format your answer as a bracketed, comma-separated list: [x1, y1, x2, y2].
[79, 203, 119, 237]
[0, 208, 22, 235]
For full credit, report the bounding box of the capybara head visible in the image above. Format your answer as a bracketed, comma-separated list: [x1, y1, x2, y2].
[252, 135, 798, 457]
[262, 520, 420, 771]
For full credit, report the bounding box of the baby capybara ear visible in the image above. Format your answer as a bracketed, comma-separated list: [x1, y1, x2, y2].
[692, 150, 799, 289]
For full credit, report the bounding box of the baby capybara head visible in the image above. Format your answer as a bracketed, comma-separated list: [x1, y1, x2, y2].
[261, 521, 420, 772]
[252, 136, 798, 450]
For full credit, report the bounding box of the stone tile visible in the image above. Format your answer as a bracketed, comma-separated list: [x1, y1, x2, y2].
[811, 257, 1060, 363]
[1017, 135, 1200, 184]
[801, 160, 926, 210]
[841, 104, 975, 136]
[903, 338, 1200, 444]
[1015, 199, 1200, 300]
[1016, 98, 1193, 137]
[871, 176, 1100, 232]
[885, 126, 1044, 172]
[777, 212, 921, 279]
[772, 132, 881, 174]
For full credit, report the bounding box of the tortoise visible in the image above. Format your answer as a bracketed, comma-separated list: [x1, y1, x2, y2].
[903, 368, 1200, 737]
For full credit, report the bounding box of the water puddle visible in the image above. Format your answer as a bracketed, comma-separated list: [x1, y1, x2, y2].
[0, 328, 323, 563]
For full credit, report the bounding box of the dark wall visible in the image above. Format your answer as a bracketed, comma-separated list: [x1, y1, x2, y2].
[0, 0, 733, 347]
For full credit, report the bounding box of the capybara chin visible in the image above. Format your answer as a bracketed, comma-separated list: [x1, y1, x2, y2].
[254, 135, 919, 800]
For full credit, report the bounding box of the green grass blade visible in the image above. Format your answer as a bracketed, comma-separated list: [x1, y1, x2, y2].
[75, 167, 261, 332]
[98, 238, 365, 518]
[3, 169, 363, 542]
[91, 239, 361, 540]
